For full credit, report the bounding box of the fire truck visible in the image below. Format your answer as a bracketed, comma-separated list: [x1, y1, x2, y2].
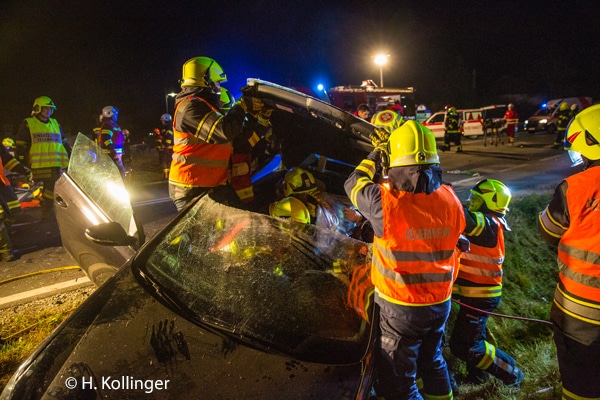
[328, 80, 416, 116]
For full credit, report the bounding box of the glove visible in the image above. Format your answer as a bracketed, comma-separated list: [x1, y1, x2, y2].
[25, 168, 33, 184]
[370, 128, 390, 149]
[238, 95, 266, 114]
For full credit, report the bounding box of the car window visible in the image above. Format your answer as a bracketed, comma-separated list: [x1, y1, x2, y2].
[139, 192, 371, 362]
[67, 133, 136, 234]
[430, 113, 445, 123]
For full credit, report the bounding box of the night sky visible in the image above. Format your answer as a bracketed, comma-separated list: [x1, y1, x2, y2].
[1, 0, 599, 143]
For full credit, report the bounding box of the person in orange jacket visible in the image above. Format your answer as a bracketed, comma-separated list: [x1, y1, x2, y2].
[538, 104, 600, 399]
[345, 121, 466, 399]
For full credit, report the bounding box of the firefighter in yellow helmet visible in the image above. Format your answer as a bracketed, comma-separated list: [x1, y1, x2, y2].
[269, 196, 311, 224]
[538, 104, 600, 398]
[169, 56, 273, 210]
[370, 108, 404, 134]
[450, 179, 524, 387]
[441, 106, 462, 152]
[16, 96, 70, 221]
[553, 101, 572, 148]
[278, 167, 321, 223]
[345, 120, 466, 398]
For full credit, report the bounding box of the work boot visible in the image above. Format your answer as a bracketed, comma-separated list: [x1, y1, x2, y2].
[1, 250, 16, 262]
[507, 367, 524, 388]
[439, 144, 450, 152]
[456, 146, 463, 153]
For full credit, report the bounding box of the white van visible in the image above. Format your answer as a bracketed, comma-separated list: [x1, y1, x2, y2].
[524, 97, 592, 135]
[422, 105, 506, 139]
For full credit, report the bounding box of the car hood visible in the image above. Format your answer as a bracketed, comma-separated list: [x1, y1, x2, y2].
[3, 265, 374, 400]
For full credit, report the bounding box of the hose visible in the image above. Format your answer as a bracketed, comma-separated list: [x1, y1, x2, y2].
[452, 298, 554, 327]
[0, 266, 81, 286]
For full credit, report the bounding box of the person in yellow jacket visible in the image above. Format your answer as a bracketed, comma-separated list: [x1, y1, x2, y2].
[169, 56, 272, 210]
[16, 96, 70, 221]
[538, 104, 600, 399]
[345, 120, 466, 399]
[450, 179, 524, 388]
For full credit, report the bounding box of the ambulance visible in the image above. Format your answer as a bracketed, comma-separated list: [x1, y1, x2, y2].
[422, 105, 506, 139]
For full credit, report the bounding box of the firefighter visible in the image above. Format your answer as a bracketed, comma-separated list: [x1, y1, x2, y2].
[169, 56, 272, 210]
[95, 106, 126, 177]
[345, 120, 466, 399]
[441, 106, 462, 152]
[158, 114, 174, 179]
[0, 146, 32, 261]
[450, 179, 524, 387]
[15, 96, 70, 221]
[268, 196, 311, 224]
[370, 108, 404, 134]
[503, 103, 519, 145]
[538, 104, 600, 398]
[553, 101, 571, 149]
[219, 87, 235, 113]
[277, 167, 321, 223]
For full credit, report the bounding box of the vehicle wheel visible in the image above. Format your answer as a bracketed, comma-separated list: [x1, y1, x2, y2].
[546, 124, 556, 136]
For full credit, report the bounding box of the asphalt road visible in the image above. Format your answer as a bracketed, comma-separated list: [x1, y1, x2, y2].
[0, 130, 575, 308]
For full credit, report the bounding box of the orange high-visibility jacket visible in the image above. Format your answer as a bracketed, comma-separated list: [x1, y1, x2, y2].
[553, 167, 600, 344]
[169, 96, 232, 188]
[371, 184, 465, 306]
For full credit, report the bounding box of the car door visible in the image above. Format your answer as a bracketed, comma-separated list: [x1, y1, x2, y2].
[54, 133, 144, 286]
[422, 111, 446, 138]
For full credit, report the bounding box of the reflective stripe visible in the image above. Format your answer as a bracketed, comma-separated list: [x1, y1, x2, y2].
[475, 341, 496, 370]
[374, 257, 454, 286]
[538, 208, 567, 238]
[453, 284, 502, 298]
[171, 153, 229, 169]
[466, 211, 485, 236]
[349, 175, 374, 208]
[376, 240, 455, 263]
[562, 387, 600, 400]
[461, 252, 504, 266]
[554, 284, 600, 325]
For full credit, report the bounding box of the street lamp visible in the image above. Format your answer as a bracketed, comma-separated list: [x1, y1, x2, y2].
[374, 54, 389, 88]
[165, 92, 177, 114]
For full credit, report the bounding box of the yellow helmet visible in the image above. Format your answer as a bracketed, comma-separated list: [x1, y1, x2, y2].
[282, 167, 318, 197]
[564, 103, 600, 165]
[447, 107, 457, 115]
[559, 102, 569, 111]
[388, 120, 439, 167]
[180, 56, 227, 88]
[32, 96, 56, 114]
[219, 87, 235, 111]
[371, 110, 403, 133]
[269, 196, 311, 224]
[468, 179, 512, 215]
[2, 137, 15, 149]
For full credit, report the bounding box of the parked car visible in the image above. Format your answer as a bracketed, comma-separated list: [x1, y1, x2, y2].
[524, 97, 592, 135]
[422, 105, 506, 139]
[1, 80, 379, 400]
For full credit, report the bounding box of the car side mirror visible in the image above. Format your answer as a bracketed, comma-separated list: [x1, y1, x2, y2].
[85, 221, 137, 246]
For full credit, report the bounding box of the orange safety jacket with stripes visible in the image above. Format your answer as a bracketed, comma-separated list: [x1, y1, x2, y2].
[549, 167, 600, 345]
[169, 95, 232, 188]
[25, 117, 69, 169]
[372, 183, 465, 306]
[454, 213, 505, 298]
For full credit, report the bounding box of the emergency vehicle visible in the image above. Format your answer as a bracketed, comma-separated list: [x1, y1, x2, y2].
[328, 80, 415, 116]
[422, 105, 507, 139]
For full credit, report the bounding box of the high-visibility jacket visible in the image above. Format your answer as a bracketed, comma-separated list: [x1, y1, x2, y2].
[25, 117, 69, 169]
[96, 119, 124, 157]
[551, 167, 600, 345]
[169, 95, 232, 188]
[455, 214, 505, 298]
[372, 184, 465, 306]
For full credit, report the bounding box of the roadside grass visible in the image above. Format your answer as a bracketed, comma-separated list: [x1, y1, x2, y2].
[0, 181, 564, 398]
[447, 193, 562, 399]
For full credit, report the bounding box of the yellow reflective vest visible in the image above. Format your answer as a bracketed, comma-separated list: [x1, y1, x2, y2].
[25, 117, 69, 169]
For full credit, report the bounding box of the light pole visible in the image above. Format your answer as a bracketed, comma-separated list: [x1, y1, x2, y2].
[374, 54, 389, 88]
[165, 92, 177, 114]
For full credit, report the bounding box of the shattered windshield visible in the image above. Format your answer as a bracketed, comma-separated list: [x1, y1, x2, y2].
[141, 193, 372, 362]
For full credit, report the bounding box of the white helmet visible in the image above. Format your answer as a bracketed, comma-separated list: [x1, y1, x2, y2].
[160, 113, 172, 123]
[102, 106, 118, 119]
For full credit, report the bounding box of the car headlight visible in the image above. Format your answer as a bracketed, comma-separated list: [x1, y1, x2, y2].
[540, 118, 548, 124]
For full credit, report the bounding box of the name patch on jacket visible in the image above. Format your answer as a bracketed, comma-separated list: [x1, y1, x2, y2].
[405, 227, 451, 241]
